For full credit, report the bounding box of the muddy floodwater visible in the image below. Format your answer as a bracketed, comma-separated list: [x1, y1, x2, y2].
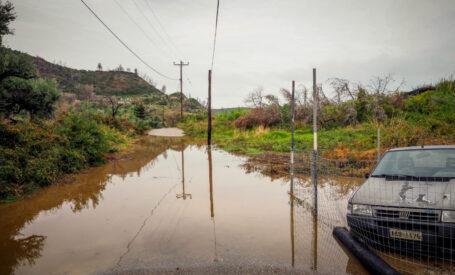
[0, 136, 370, 274]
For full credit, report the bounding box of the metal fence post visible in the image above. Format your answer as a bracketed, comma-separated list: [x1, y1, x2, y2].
[290, 81, 295, 194]
[208, 70, 212, 145]
[313, 68, 318, 214]
[377, 127, 380, 162]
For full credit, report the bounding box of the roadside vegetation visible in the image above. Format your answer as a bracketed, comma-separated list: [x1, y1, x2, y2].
[0, 1, 203, 202]
[180, 79, 455, 158]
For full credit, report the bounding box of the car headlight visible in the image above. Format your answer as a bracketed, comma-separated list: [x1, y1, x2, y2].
[347, 203, 352, 214]
[351, 204, 372, 216]
[442, 211, 455, 222]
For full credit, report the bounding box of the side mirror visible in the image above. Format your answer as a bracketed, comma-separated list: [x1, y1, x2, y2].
[365, 173, 370, 179]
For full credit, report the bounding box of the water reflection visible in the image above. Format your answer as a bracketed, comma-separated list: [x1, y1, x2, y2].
[0, 136, 183, 275]
[288, 173, 319, 272]
[244, 151, 366, 274]
[0, 235, 46, 275]
[116, 183, 179, 267]
[176, 143, 192, 200]
[285, 176, 366, 274]
[0, 137, 370, 274]
[207, 146, 219, 263]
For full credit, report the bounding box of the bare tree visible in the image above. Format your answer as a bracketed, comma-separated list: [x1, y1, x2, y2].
[244, 86, 265, 109]
[298, 84, 308, 106]
[317, 84, 331, 105]
[265, 94, 279, 106]
[105, 96, 123, 118]
[329, 78, 356, 102]
[97, 63, 103, 71]
[280, 88, 292, 104]
[367, 74, 404, 95]
[281, 87, 305, 105]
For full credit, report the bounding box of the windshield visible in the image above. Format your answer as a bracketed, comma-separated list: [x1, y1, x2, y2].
[372, 149, 455, 179]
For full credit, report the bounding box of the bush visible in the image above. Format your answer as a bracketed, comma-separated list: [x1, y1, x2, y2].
[0, 111, 141, 200]
[56, 113, 109, 165]
[0, 120, 63, 198]
[234, 108, 279, 129]
[216, 108, 249, 122]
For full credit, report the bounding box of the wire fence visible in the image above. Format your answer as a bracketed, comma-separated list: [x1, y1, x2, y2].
[282, 147, 455, 274]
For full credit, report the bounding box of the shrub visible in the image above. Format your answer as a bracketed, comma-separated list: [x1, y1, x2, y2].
[234, 108, 279, 129]
[0, 111, 141, 200]
[216, 108, 249, 122]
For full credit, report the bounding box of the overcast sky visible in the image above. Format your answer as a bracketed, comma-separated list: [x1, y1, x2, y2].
[6, 0, 455, 108]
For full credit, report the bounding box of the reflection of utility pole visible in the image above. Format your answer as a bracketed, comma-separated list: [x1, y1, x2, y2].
[312, 202, 318, 271]
[290, 193, 295, 268]
[209, 146, 214, 218]
[208, 146, 219, 262]
[176, 144, 192, 200]
[173, 61, 189, 120]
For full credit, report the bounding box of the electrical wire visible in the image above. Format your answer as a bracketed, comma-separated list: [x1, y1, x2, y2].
[142, 0, 183, 58]
[132, 0, 179, 59]
[211, 0, 221, 70]
[79, 0, 178, 81]
[114, 0, 173, 59]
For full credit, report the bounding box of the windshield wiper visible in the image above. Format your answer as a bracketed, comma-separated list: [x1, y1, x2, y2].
[371, 174, 454, 181]
[371, 174, 418, 178]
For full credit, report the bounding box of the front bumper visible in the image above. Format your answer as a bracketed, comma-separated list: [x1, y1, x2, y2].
[347, 214, 455, 258]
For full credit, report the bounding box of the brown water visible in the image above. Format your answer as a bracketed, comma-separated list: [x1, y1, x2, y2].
[0, 136, 369, 274]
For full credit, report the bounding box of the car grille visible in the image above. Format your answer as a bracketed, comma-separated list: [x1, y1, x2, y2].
[374, 208, 440, 222]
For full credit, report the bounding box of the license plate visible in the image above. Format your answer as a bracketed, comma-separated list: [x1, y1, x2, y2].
[390, 228, 422, 241]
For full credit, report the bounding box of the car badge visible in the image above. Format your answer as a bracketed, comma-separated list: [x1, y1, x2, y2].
[399, 211, 411, 219]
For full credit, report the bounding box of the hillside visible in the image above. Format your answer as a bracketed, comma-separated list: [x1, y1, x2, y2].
[33, 56, 162, 97]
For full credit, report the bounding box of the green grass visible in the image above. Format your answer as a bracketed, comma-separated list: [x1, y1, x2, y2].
[180, 80, 455, 154]
[180, 117, 377, 153]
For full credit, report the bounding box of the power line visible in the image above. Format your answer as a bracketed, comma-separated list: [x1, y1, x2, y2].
[211, 0, 221, 70]
[131, 0, 179, 59]
[79, 0, 178, 81]
[142, 0, 183, 58]
[114, 0, 173, 59]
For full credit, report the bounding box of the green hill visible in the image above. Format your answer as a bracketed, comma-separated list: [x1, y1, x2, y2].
[2, 48, 203, 110]
[33, 56, 162, 96]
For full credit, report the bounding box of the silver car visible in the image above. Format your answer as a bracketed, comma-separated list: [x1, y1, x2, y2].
[347, 145, 455, 257]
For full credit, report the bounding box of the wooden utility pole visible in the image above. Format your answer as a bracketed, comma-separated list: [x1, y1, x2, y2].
[208, 70, 212, 145]
[173, 60, 189, 120]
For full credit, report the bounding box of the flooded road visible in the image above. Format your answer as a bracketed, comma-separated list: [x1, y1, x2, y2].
[0, 136, 367, 274]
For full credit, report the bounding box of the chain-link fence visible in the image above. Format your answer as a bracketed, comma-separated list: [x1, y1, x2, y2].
[284, 147, 455, 274]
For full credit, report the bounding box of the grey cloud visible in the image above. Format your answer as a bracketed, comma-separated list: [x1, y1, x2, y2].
[7, 0, 455, 107]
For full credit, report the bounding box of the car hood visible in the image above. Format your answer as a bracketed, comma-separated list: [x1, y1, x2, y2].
[351, 177, 455, 209]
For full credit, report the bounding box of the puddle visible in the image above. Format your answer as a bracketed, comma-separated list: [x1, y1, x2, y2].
[0, 136, 369, 274]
